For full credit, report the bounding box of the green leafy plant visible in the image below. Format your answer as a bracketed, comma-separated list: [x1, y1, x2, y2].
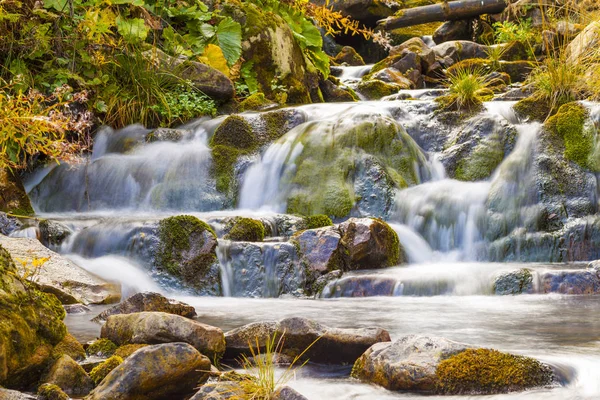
[493, 19, 534, 44]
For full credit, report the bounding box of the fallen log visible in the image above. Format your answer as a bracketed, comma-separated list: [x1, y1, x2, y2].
[377, 0, 508, 30]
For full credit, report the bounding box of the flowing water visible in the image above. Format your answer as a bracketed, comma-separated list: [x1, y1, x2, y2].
[22, 88, 600, 399]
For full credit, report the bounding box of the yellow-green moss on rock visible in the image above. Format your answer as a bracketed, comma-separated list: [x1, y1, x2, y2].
[356, 79, 403, 100]
[0, 169, 34, 215]
[436, 348, 553, 394]
[0, 245, 67, 389]
[53, 333, 86, 361]
[514, 94, 553, 122]
[86, 338, 117, 358]
[545, 102, 593, 169]
[210, 115, 257, 150]
[239, 93, 274, 112]
[89, 356, 123, 385]
[37, 383, 68, 400]
[114, 344, 149, 359]
[304, 215, 333, 229]
[224, 217, 265, 242]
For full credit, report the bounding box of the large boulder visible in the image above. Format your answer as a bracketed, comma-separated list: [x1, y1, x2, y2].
[0, 236, 121, 305]
[85, 343, 211, 400]
[0, 245, 67, 389]
[352, 335, 553, 394]
[100, 312, 225, 360]
[432, 41, 489, 64]
[293, 226, 348, 277]
[339, 218, 404, 269]
[566, 21, 600, 64]
[0, 169, 33, 215]
[225, 317, 391, 364]
[92, 292, 197, 323]
[153, 215, 221, 293]
[42, 355, 93, 397]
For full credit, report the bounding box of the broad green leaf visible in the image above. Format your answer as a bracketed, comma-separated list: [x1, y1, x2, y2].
[215, 17, 242, 66]
[110, 0, 144, 5]
[300, 19, 323, 48]
[200, 23, 216, 39]
[43, 0, 68, 12]
[116, 16, 149, 44]
[306, 48, 330, 79]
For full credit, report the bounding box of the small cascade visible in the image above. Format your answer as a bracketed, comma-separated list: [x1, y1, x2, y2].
[388, 223, 434, 263]
[215, 239, 303, 298]
[28, 122, 224, 212]
[337, 64, 373, 84]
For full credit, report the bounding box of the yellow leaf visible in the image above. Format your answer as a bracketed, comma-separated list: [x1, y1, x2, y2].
[198, 44, 230, 78]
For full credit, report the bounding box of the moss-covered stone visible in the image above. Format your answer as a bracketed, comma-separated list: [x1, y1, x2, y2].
[224, 217, 265, 242]
[89, 356, 123, 386]
[155, 215, 217, 278]
[239, 93, 274, 111]
[53, 333, 86, 361]
[211, 144, 241, 194]
[0, 169, 34, 216]
[210, 115, 257, 150]
[333, 46, 365, 66]
[455, 133, 506, 181]
[356, 79, 403, 100]
[436, 348, 553, 394]
[37, 383, 68, 400]
[389, 22, 441, 46]
[285, 116, 425, 218]
[114, 344, 149, 359]
[0, 245, 67, 389]
[514, 94, 554, 122]
[545, 102, 593, 169]
[86, 338, 117, 358]
[304, 215, 333, 229]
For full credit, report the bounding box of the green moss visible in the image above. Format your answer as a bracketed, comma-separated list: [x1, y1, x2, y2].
[210, 115, 257, 150]
[224, 217, 265, 242]
[114, 343, 148, 359]
[37, 383, 68, 400]
[53, 333, 86, 361]
[0, 169, 34, 215]
[389, 22, 441, 46]
[156, 215, 217, 277]
[211, 145, 241, 194]
[436, 348, 553, 394]
[333, 46, 365, 66]
[375, 218, 401, 266]
[304, 215, 333, 229]
[455, 134, 506, 181]
[86, 338, 117, 358]
[545, 102, 592, 169]
[239, 93, 272, 111]
[356, 80, 402, 100]
[261, 110, 294, 142]
[89, 355, 123, 385]
[514, 95, 553, 122]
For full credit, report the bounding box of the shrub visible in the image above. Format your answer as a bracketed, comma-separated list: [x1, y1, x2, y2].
[437, 66, 491, 112]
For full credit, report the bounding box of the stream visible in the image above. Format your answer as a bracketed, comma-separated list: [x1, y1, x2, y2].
[20, 69, 600, 399]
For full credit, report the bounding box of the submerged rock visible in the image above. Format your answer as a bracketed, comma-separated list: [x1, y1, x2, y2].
[101, 311, 225, 360]
[225, 317, 391, 364]
[86, 343, 210, 400]
[0, 236, 121, 305]
[92, 292, 197, 323]
[352, 335, 553, 394]
[321, 275, 399, 298]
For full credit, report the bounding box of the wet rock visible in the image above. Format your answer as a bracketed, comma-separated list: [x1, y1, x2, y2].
[145, 128, 191, 143]
[0, 236, 120, 305]
[217, 241, 303, 298]
[274, 386, 308, 400]
[225, 317, 391, 364]
[92, 292, 197, 323]
[432, 41, 488, 64]
[293, 226, 347, 278]
[539, 270, 600, 295]
[86, 343, 211, 400]
[390, 51, 420, 75]
[351, 155, 397, 219]
[494, 269, 534, 295]
[63, 303, 90, 314]
[0, 212, 22, 236]
[356, 79, 405, 100]
[89, 356, 123, 385]
[390, 37, 436, 73]
[0, 169, 33, 215]
[153, 215, 221, 294]
[86, 338, 117, 358]
[319, 78, 358, 103]
[352, 335, 470, 392]
[433, 20, 471, 44]
[369, 68, 413, 88]
[101, 311, 225, 360]
[38, 220, 71, 248]
[495, 85, 533, 101]
[321, 275, 399, 298]
[42, 355, 93, 397]
[339, 218, 404, 270]
[190, 381, 244, 399]
[311, 269, 343, 296]
[333, 46, 365, 66]
[0, 389, 36, 399]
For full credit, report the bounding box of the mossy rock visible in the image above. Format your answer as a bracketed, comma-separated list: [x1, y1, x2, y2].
[86, 339, 117, 358]
[37, 383, 68, 400]
[304, 215, 333, 229]
[0, 169, 34, 215]
[436, 348, 553, 394]
[239, 93, 274, 112]
[114, 344, 149, 359]
[210, 115, 257, 150]
[224, 217, 265, 242]
[454, 133, 506, 181]
[211, 144, 241, 194]
[53, 333, 86, 361]
[514, 95, 554, 122]
[389, 22, 442, 46]
[0, 245, 67, 388]
[333, 46, 365, 66]
[545, 102, 593, 169]
[89, 356, 123, 386]
[356, 79, 404, 100]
